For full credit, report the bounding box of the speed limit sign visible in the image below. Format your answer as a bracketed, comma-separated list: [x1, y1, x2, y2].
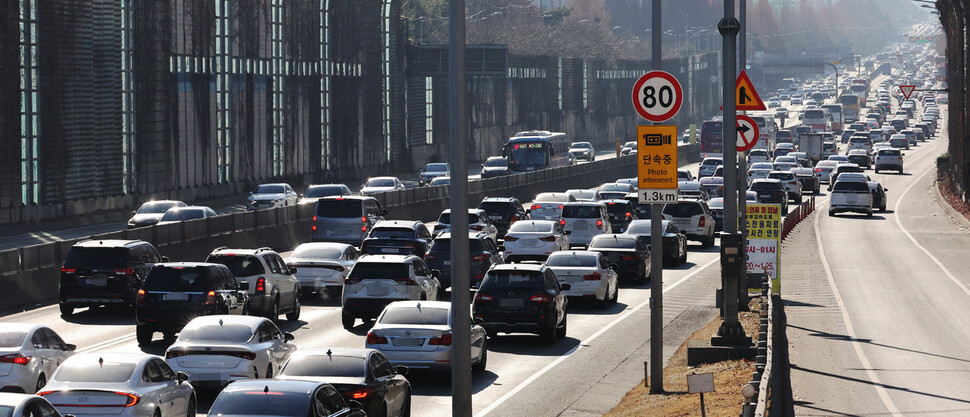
[632, 71, 683, 123]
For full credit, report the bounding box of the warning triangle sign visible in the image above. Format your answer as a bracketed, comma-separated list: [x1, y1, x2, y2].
[735, 70, 766, 111]
[899, 85, 916, 100]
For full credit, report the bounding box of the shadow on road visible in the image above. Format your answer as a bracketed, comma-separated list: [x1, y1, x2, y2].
[61, 306, 136, 326]
[788, 324, 970, 363]
[407, 369, 499, 395]
[792, 363, 970, 408]
[485, 335, 581, 357]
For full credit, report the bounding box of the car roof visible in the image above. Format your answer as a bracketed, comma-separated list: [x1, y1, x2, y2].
[67, 352, 154, 366]
[221, 379, 327, 395]
[319, 195, 373, 201]
[490, 263, 545, 272]
[74, 239, 144, 248]
[294, 242, 354, 251]
[373, 220, 421, 228]
[563, 201, 605, 207]
[154, 262, 226, 269]
[481, 196, 517, 202]
[752, 178, 782, 184]
[256, 183, 291, 187]
[548, 250, 600, 258]
[386, 300, 450, 310]
[0, 323, 44, 334]
[357, 254, 416, 263]
[186, 315, 267, 328]
[210, 247, 276, 256]
[440, 208, 487, 215]
[0, 392, 41, 406]
[369, 176, 399, 180]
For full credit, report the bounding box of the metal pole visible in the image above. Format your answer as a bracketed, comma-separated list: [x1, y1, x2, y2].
[737, 0, 749, 312]
[448, 0, 472, 414]
[649, 0, 664, 395]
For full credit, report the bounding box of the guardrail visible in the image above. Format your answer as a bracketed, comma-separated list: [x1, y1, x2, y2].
[740, 278, 795, 416]
[0, 144, 703, 314]
[781, 196, 815, 240]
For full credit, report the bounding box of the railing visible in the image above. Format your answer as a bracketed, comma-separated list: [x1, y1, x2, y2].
[740, 278, 795, 416]
[781, 196, 815, 240]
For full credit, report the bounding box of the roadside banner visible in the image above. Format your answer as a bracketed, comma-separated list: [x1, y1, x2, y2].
[746, 203, 781, 293]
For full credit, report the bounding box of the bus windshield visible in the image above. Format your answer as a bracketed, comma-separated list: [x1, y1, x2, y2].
[507, 142, 548, 171]
[839, 95, 859, 106]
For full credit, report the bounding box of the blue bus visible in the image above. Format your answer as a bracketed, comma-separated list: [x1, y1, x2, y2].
[503, 131, 571, 172]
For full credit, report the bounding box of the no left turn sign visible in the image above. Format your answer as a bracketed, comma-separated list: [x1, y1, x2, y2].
[631, 71, 683, 123]
[736, 115, 759, 152]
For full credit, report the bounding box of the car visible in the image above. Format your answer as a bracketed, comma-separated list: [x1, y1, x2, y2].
[791, 96, 803, 105]
[365, 301, 487, 375]
[434, 209, 499, 244]
[206, 379, 366, 417]
[311, 196, 388, 246]
[501, 220, 570, 262]
[135, 262, 250, 346]
[677, 170, 695, 182]
[164, 315, 296, 388]
[773, 156, 798, 166]
[127, 200, 187, 229]
[827, 155, 849, 164]
[749, 179, 789, 215]
[888, 134, 909, 150]
[706, 198, 727, 232]
[568, 142, 595, 162]
[623, 220, 687, 266]
[874, 148, 903, 175]
[913, 122, 933, 140]
[617, 177, 640, 189]
[565, 189, 600, 202]
[868, 181, 889, 212]
[748, 168, 772, 182]
[787, 152, 811, 168]
[0, 325, 75, 394]
[39, 353, 196, 417]
[828, 164, 864, 191]
[620, 141, 637, 155]
[774, 107, 789, 118]
[418, 163, 450, 186]
[528, 192, 576, 221]
[472, 263, 569, 344]
[846, 149, 871, 169]
[822, 141, 839, 159]
[286, 243, 360, 298]
[773, 143, 795, 159]
[0, 393, 66, 417]
[559, 202, 611, 249]
[424, 232, 503, 289]
[480, 156, 512, 178]
[698, 158, 723, 178]
[846, 136, 872, 154]
[790, 167, 821, 195]
[900, 129, 919, 146]
[749, 162, 774, 171]
[278, 348, 410, 417]
[840, 129, 857, 143]
[477, 197, 528, 239]
[768, 97, 781, 108]
[155, 205, 217, 225]
[776, 130, 793, 144]
[698, 176, 725, 198]
[597, 183, 636, 201]
[299, 184, 353, 205]
[361, 220, 433, 258]
[678, 181, 710, 201]
[587, 234, 652, 284]
[428, 177, 450, 186]
[360, 177, 406, 195]
[206, 247, 301, 322]
[544, 251, 619, 307]
[661, 200, 716, 247]
[602, 199, 637, 233]
[247, 183, 299, 210]
[58, 239, 167, 316]
[748, 149, 770, 164]
[341, 255, 442, 329]
[829, 179, 873, 217]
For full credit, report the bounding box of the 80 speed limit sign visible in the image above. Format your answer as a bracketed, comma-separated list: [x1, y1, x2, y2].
[631, 71, 683, 123]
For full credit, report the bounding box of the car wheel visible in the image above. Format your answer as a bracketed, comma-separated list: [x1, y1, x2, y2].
[610, 283, 619, 304]
[473, 340, 488, 373]
[153, 408, 161, 417]
[267, 297, 280, 321]
[186, 396, 197, 417]
[828, 211, 835, 217]
[867, 211, 873, 218]
[541, 324, 558, 345]
[136, 326, 153, 346]
[556, 313, 568, 339]
[265, 365, 273, 379]
[35, 374, 46, 393]
[59, 303, 73, 317]
[286, 296, 301, 322]
[342, 311, 355, 329]
[598, 284, 611, 309]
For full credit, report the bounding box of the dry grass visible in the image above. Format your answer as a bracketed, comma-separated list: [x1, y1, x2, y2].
[605, 299, 761, 417]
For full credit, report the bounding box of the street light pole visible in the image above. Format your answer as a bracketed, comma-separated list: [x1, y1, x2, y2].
[737, 0, 749, 312]
[649, 0, 665, 394]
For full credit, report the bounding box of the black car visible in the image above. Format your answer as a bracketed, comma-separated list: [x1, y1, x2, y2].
[480, 156, 512, 178]
[587, 234, 651, 283]
[478, 196, 528, 238]
[624, 220, 687, 266]
[472, 263, 569, 345]
[847, 153, 871, 169]
[869, 181, 889, 212]
[791, 168, 821, 195]
[207, 379, 366, 417]
[602, 200, 637, 233]
[424, 232, 504, 289]
[360, 220, 433, 257]
[278, 348, 411, 417]
[58, 239, 167, 316]
[135, 262, 250, 346]
[749, 179, 789, 215]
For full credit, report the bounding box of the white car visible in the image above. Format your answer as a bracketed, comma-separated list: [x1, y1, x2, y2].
[748, 149, 770, 164]
[155, 205, 217, 225]
[0, 324, 75, 394]
[0, 393, 65, 417]
[615, 177, 639, 190]
[365, 301, 487, 373]
[827, 155, 849, 164]
[565, 189, 599, 202]
[206, 247, 301, 321]
[829, 178, 873, 217]
[874, 148, 904, 173]
[247, 183, 299, 210]
[698, 157, 723, 178]
[748, 168, 772, 182]
[568, 142, 596, 161]
[434, 208, 499, 243]
[661, 200, 715, 247]
[418, 163, 450, 185]
[502, 220, 570, 262]
[766, 171, 803, 203]
[39, 353, 196, 417]
[341, 255, 442, 329]
[360, 177, 406, 195]
[127, 200, 187, 229]
[620, 141, 637, 156]
[164, 315, 297, 388]
[528, 192, 576, 220]
[559, 202, 611, 248]
[298, 184, 352, 205]
[286, 242, 360, 298]
[814, 161, 838, 183]
[544, 251, 619, 308]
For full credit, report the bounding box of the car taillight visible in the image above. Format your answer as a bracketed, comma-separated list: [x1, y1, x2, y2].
[429, 333, 453, 346]
[434, 224, 447, 230]
[0, 354, 31, 365]
[503, 236, 519, 242]
[582, 273, 601, 281]
[625, 212, 632, 220]
[558, 205, 564, 210]
[61, 267, 75, 274]
[137, 289, 146, 305]
[394, 278, 418, 285]
[621, 255, 639, 261]
[351, 388, 371, 400]
[474, 293, 493, 303]
[530, 204, 541, 211]
[115, 392, 141, 407]
[470, 225, 484, 231]
[596, 219, 603, 230]
[472, 253, 490, 262]
[815, 168, 822, 173]
[510, 214, 519, 223]
[530, 294, 552, 303]
[698, 216, 706, 227]
[366, 332, 388, 344]
[539, 236, 558, 242]
[559, 219, 566, 226]
[255, 277, 266, 294]
[206, 290, 216, 305]
[362, 217, 368, 233]
[114, 267, 134, 275]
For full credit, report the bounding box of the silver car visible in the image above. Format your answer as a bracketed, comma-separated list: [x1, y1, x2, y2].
[286, 242, 360, 298]
[155, 206, 217, 225]
[433, 208, 499, 243]
[127, 200, 186, 229]
[559, 202, 611, 248]
[311, 196, 387, 245]
[0, 324, 75, 394]
[0, 393, 65, 417]
[248, 183, 299, 210]
[544, 251, 619, 308]
[360, 177, 406, 195]
[528, 192, 576, 221]
[365, 301, 487, 373]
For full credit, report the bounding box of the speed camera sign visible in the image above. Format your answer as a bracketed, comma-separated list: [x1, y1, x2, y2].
[632, 71, 683, 123]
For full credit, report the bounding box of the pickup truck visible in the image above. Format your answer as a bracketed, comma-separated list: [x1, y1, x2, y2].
[829, 179, 873, 217]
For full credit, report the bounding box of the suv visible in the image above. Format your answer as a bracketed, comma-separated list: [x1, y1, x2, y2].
[874, 148, 904, 173]
[480, 157, 511, 179]
[312, 196, 387, 245]
[559, 202, 611, 249]
[418, 163, 450, 186]
[135, 262, 250, 346]
[424, 232, 504, 289]
[58, 240, 166, 316]
[767, 171, 803, 203]
[341, 254, 442, 329]
[698, 157, 723, 178]
[360, 220, 433, 257]
[247, 183, 298, 210]
[568, 142, 595, 162]
[749, 179, 789, 215]
[662, 201, 715, 247]
[846, 149, 871, 169]
[829, 179, 873, 217]
[434, 209, 499, 244]
[206, 247, 301, 322]
[472, 263, 569, 344]
[477, 197, 528, 239]
[602, 199, 637, 233]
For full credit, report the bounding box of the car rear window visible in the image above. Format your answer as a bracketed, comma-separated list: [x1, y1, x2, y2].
[290, 246, 343, 260]
[0, 332, 26, 348]
[479, 271, 544, 291]
[589, 236, 637, 249]
[369, 227, 416, 239]
[600, 184, 629, 192]
[428, 239, 484, 254]
[349, 263, 409, 280]
[437, 213, 481, 225]
[63, 247, 129, 269]
[304, 186, 345, 198]
[768, 172, 794, 181]
[478, 202, 513, 217]
[281, 355, 366, 378]
[144, 267, 213, 292]
[604, 203, 631, 215]
[750, 182, 782, 192]
[379, 306, 450, 325]
[209, 390, 311, 416]
[662, 203, 703, 217]
[833, 181, 870, 192]
[55, 362, 136, 383]
[508, 222, 554, 233]
[545, 253, 598, 267]
[534, 194, 567, 203]
[160, 209, 206, 222]
[179, 323, 254, 343]
[207, 255, 265, 276]
[137, 202, 178, 214]
[878, 149, 901, 156]
[316, 199, 363, 218]
[561, 205, 600, 218]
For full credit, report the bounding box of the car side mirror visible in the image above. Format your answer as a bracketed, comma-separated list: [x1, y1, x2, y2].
[497, 246, 505, 252]
[560, 283, 572, 291]
[160, 256, 170, 262]
[610, 263, 619, 270]
[883, 188, 888, 191]
[381, 209, 389, 216]
[284, 333, 295, 342]
[473, 317, 485, 326]
[64, 343, 77, 352]
[431, 269, 441, 278]
[564, 230, 572, 235]
[239, 281, 249, 291]
[525, 209, 531, 214]
[394, 365, 409, 376]
[130, 210, 136, 216]
[289, 267, 298, 275]
[176, 371, 189, 385]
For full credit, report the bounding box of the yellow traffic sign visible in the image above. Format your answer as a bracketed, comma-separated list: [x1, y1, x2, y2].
[735, 70, 766, 111]
[637, 125, 678, 203]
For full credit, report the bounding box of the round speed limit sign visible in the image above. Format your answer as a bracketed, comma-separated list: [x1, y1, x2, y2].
[632, 71, 683, 122]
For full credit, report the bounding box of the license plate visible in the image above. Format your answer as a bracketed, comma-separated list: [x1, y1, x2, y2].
[444, 261, 452, 266]
[164, 292, 188, 301]
[489, 215, 503, 221]
[500, 298, 523, 309]
[391, 337, 424, 347]
[87, 278, 107, 286]
[380, 248, 399, 254]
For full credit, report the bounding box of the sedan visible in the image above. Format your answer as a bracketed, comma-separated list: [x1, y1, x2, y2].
[155, 206, 217, 225]
[0, 325, 75, 394]
[587, 234, 651, 284]
[278, 348, 411, 417]
[544, 251, 619, 308]
[624, 220, 687, 266]
[366, 301, 487, 374]
[207, 379, 365, 417]
[568, 142, 595, 162]
[434, 209, 499, 244]
[360, 177, 406, 195]
[127, 200, 186, 229]
[0, 393, 66, 417]
[596, 183, 636, 201]
[286, 242, 360, 298]
[164, 315, 297, 389]
[502, 220, 570, 262]
[39, 353, 196, 417]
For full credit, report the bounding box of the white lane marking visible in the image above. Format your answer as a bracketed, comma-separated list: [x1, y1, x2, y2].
[474, 255, 721, 417]
[78, 333, 136, 353]
[814, 200, 903, 416]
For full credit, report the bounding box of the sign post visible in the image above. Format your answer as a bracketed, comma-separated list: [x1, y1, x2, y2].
[687, 373, 715, 417]
[745, 203, 782, 293]
[637, 126, 680, 202]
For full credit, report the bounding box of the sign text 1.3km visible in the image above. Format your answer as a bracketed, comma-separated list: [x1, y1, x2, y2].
[637, 125, 679, 203]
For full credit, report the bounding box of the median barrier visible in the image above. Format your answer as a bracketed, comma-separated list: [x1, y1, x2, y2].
[0, 249, 20, 276]
[21, 243, 56, 271]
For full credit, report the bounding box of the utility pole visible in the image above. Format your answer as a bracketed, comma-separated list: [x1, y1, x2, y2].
[448, 0, 472, 415]
[737, 0, 749, 312]
[649, 0, 665, 394]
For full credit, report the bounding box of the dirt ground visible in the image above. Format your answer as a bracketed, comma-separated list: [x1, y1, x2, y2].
[604, 299, 761, 417]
